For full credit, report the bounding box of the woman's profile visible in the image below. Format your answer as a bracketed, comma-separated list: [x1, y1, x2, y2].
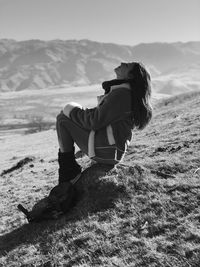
[56, 62, 152, 184]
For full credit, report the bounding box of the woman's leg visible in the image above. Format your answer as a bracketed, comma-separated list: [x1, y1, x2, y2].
[56, 113, 74, 153]
[56, 111, 89, 183]
[56, 111, 89, 154]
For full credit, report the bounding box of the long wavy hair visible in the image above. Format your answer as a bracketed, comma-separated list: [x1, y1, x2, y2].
[128, 62, 152, 130]
[102, 62, 152, 130]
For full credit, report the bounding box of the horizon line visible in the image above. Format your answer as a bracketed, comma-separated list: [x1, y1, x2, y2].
[0, 38, 200, 47]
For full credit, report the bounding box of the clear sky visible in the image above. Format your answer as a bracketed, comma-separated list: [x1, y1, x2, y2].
[0, 0, 199, 45]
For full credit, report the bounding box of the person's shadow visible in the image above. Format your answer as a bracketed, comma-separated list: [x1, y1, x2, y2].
[0, 163, 129, 256]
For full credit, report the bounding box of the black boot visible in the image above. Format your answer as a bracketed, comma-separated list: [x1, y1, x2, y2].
[58, 148, 82, 184]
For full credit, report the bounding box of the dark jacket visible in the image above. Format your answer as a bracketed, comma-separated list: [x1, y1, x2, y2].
[65, 83, 134, 164]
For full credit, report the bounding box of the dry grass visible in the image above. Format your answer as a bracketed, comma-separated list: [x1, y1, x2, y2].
[0, 91, 200, 266]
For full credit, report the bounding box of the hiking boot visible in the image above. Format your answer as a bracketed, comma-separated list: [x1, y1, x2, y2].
[58, 148, 82, 184]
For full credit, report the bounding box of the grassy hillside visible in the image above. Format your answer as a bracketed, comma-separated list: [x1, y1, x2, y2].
[0, 91, 200, 266]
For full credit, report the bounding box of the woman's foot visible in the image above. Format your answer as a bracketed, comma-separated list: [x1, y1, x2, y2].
[58, 149, 82, 184]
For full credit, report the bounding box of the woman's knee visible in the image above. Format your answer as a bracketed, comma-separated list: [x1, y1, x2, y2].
[56, 111, 63, 121]
[56, 111, 68, 122]
[56, 111, 73, 131]
[63, 102, 82, 117]
[56, 111, 67, 129]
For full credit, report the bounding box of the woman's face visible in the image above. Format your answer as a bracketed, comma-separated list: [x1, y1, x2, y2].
[114, 62, 135, 79]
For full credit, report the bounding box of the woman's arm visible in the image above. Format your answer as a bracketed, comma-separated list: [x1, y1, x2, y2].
[66, 88, 132, 131]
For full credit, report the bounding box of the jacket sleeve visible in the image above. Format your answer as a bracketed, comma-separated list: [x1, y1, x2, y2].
[69, 88, 131, 130]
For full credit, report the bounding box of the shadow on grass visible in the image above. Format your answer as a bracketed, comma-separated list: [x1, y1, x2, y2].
[0, 163, 128, 256]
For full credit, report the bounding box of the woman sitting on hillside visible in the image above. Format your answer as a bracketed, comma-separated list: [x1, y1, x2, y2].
[56, 62, 152, 184]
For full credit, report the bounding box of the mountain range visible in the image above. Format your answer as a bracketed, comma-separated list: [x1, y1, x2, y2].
[0, 39, 200, 94]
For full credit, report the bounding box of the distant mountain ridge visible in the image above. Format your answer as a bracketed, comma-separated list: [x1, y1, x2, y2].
[0, 39, 200, 92]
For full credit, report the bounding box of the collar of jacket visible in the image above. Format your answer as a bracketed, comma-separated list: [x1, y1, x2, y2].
[110, 83, 131, 91]
[97, 83, 131, 106]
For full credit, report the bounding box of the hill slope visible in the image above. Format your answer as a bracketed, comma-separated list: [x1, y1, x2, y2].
[0, 91, 200, 266]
